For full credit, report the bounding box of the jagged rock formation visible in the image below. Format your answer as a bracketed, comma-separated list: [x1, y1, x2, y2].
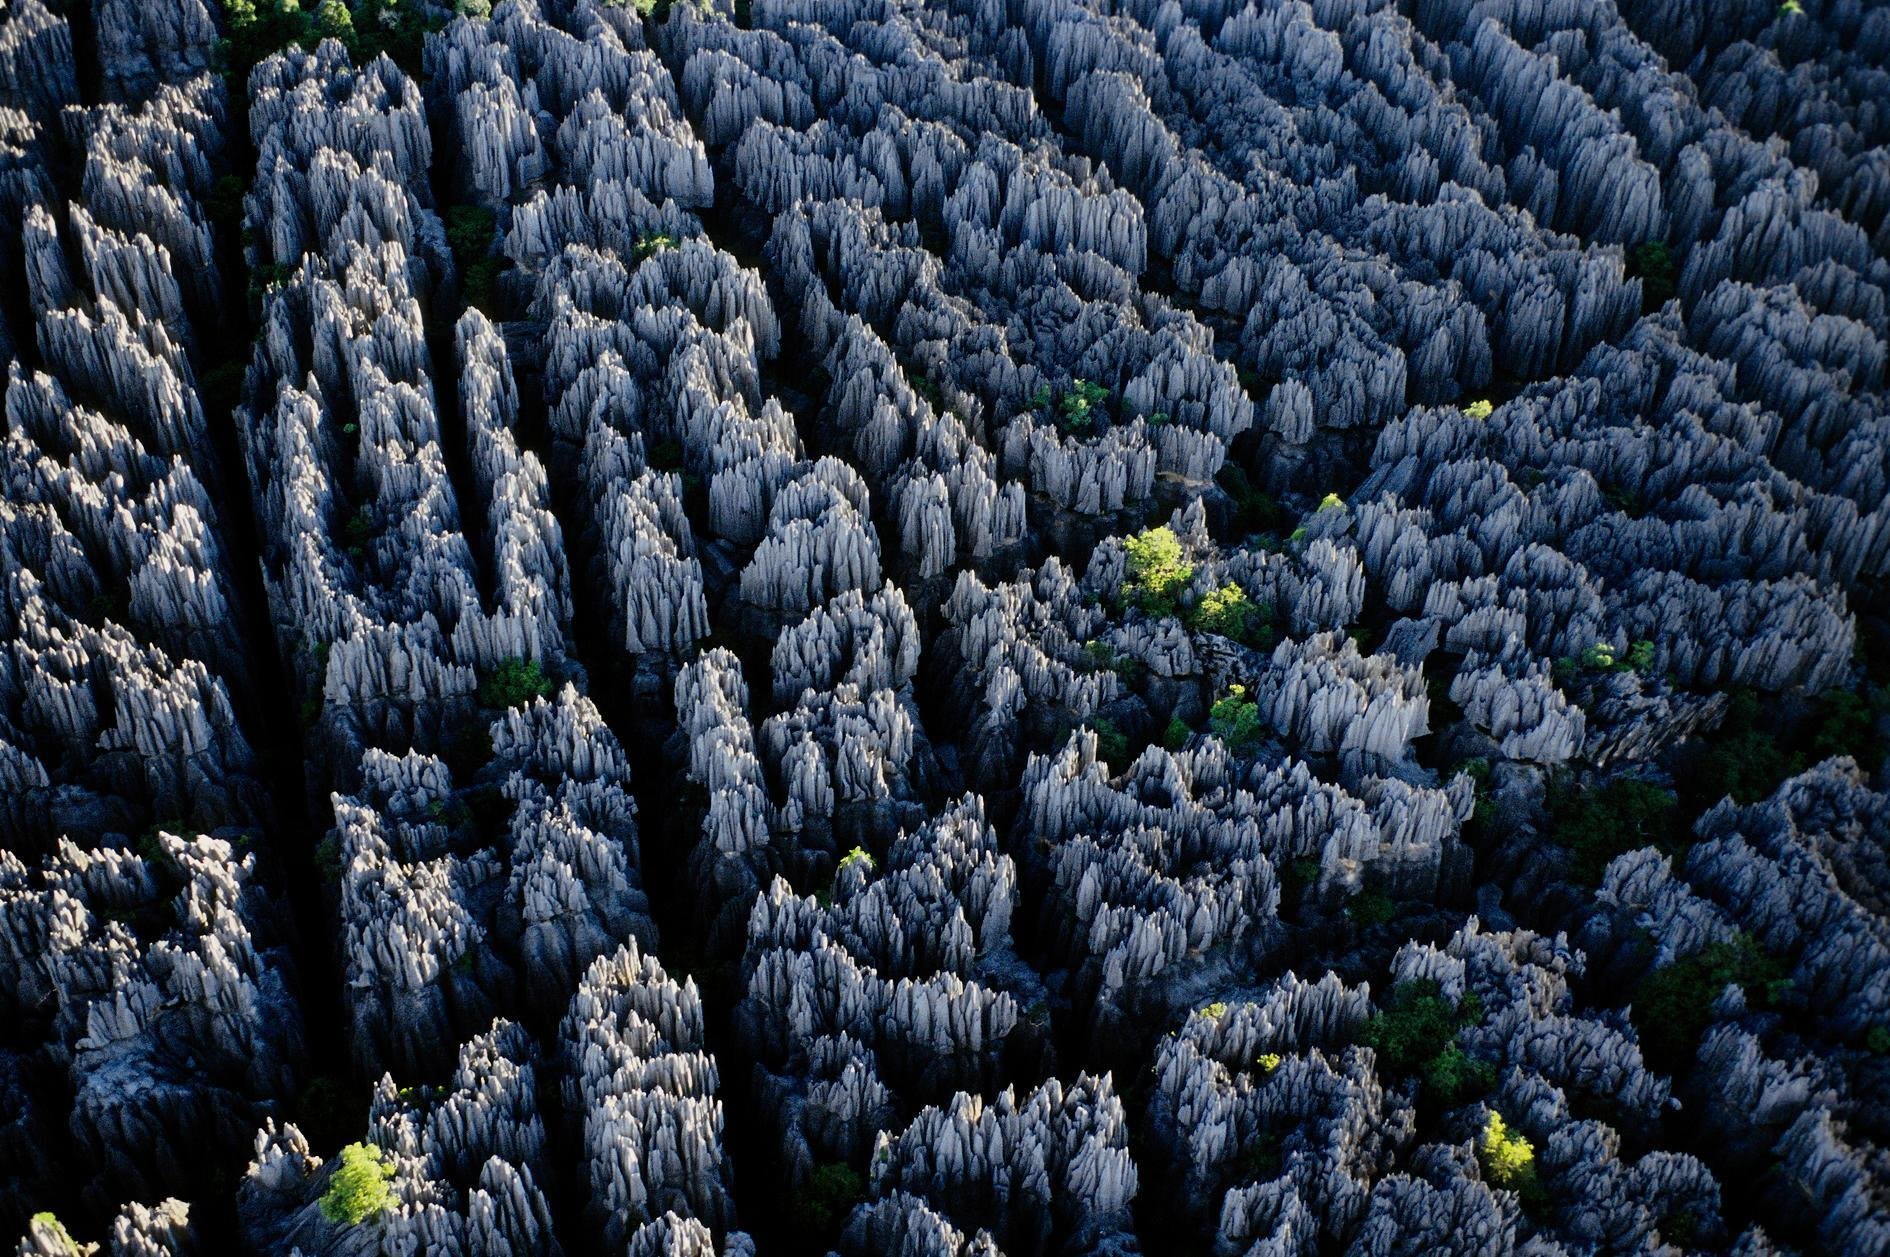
[240, 1019, 560, 1255]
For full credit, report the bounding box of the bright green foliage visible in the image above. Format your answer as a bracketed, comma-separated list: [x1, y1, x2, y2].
[1779, 0, 1804, 16]
[1631, 933, 1788, 1065]
[1256, 1052, 1282, 1074]
[1059, 378, 1108, 432]
[1344, 889, 1396, 926]
[1162, 716, 1193, 751]
[1209, 684, 1263, 753]
[1089, 717, 1128, 772]
[1191, 583, 1270, 649]
[1554, 638, 1656, 684]
[1197, 1001, 1229, 1020]
[1359, 980, 1491, 1105]
[633, 232, 678, 261]
[837, 846, 874, 875]
[1462, 399, 1494, 419]
[1317, 492, 1344, 512]
[216, 0, 441, 83]
[1030, 379, 1109, 433]
[1550, 775, 1679, 886]
[791, 1162, 864, 1234]
[478, 657, 554, 709]
[314, 0, 353, 35]
[321, 1142, 396, 1225]
[455, 0, 492, 15]
[1121, 526, 1193, 616]
[1082, 639, 1142, 683]
[1477, 1112, 1539, 1195]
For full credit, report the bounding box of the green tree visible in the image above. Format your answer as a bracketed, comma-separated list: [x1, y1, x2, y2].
[1631, 934, 1788, 1066]
[321, 1142, 396, 1225]
[1121, 526, 1193, 616]
[1628, 241, 1676, 310]
[1191, 583, 1270, 648]
[478, 657, 554, 709]
[791, 1162, 864, 1234]
[1089, 717, 1128, 772]
[1209, 684, 1263, 753]
[1550, 774, 1679, 885]
[1477, 1112, 1540, 1199]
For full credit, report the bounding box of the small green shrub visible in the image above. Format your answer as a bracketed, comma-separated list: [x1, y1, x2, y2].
[478, 657, 553, 709]
[1672, 689, 1802, 808]
[1359, 980, 1491, 1105]
[1255, 1052, 1282, 1074]
[1631, 933, 1788, 1066]
[1344, 889, 1396, 926]
[1477, 1112, 1539, 1196]
[314, 832, 342, 884]
[1238, 1129, 1282, 1180]
[1162, 716, 1193, 751]
[1549, 775, 1679, 886]
[1058, 378, 1108, 432]
[791, 1161, 864, 1234]
[1121, 526, 1193, 617]
[1215, 463, 1284, 537]
[1553, 638, 1656, 684]
[1191, 583, 1270, 648]
[1029, 379, 1109, 433]
[320, 1142, 396, 1225]
[1209, 684, 1263, 753]
[1089, 717, 1128, 772]
[462, 256, 509, 318]
[837, 846, 874, 875]
[1628, 241, 1676, 310]
[1082, 639, 1142, 683]
[1281, 856, 1320, 900]
[1197, 1001, 1229, 1020]
[1462, 398, 1494, 419]
[633, 232, 678, 261]
[1421, 1042, 1496, 1106]
[444, 205, 495, 262]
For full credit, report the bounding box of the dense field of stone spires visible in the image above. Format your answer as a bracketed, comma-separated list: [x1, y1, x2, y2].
[2, 0, 1889, 1252]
